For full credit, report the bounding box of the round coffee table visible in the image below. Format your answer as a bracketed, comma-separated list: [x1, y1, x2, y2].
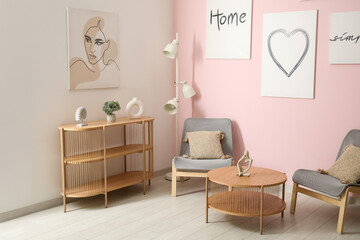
[206, 166, 287, 234]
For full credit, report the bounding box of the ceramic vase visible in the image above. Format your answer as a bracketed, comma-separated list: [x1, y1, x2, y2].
[106, 114, 116, 123]
[126, 97, 144, 119]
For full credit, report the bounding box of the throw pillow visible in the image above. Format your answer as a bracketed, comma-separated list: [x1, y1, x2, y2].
[327, 144, 360, 184]
[183, 132, 225, 142]
[185, 131, 225, 159]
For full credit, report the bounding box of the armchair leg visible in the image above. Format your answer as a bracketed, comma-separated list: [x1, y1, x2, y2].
[290, 183, 298, 214]
[171, 162, 177, 197]
[337, 190, 349, 234]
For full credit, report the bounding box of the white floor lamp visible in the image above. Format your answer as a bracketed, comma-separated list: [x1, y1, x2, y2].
[163, 32, 196, 181]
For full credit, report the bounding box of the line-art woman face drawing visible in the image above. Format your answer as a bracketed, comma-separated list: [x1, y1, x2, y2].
[83, 21, 110, 65]
[69, 14, 120, 90]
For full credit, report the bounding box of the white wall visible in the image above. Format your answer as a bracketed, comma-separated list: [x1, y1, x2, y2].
[0, 0, 174, 213]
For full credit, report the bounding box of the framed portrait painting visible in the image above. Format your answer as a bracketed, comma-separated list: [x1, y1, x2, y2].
[67, 8, 120, 90]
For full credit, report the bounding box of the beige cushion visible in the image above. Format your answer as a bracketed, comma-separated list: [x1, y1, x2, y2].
[183, 132, 225, 142]
[328, 144, 360, 184]
[185, 131, 225, 159]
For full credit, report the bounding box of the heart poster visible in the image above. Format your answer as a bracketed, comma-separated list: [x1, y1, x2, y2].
[261, 10, 318, 99]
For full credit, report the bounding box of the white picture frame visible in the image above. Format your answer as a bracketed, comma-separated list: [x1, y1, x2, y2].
[261, 10, 318, 99]
[206, 0, 252, 59]
[329, 11, 360, 64]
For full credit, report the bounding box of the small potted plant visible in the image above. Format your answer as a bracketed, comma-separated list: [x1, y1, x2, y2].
[102, 101, 121, 123]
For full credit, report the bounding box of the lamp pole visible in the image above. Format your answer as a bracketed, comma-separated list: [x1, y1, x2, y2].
[175, 33, 179, 156]
[163, 32, 194, 181]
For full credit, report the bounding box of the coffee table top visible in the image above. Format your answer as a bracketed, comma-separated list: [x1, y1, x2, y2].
[208, 166, 287, 187]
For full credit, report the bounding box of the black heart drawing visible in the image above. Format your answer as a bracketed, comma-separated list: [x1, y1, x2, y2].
[267, 28, 309, 78]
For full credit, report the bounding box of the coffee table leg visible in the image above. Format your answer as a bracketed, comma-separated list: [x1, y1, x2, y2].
[206, 177, 209, 223]
[281, 183, 285, 218]
[260, 186, 264, 234]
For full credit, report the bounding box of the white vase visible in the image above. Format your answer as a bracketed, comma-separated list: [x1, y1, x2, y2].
[106, 114, 116, 123]
[126, 97, 144, 119]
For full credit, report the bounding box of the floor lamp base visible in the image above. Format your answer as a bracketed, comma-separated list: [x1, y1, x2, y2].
[165, 172, 190, 182]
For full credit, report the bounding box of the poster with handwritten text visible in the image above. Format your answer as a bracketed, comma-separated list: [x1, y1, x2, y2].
[329, 11, 360, 64]
[206, 0, 252, 59]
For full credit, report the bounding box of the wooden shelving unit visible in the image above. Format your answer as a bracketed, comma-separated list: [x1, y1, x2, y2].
[58, 116, 154, 212]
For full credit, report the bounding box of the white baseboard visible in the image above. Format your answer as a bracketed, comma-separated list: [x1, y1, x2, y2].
[0, 197, 63, 223]
[0, 168, 172, 223]
[2, 168, 356, 223]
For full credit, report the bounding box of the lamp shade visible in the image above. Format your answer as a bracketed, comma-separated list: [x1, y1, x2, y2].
[182, 82, 196, 98]
[163, 40, 178, 59]
[164, 98, 178, 115]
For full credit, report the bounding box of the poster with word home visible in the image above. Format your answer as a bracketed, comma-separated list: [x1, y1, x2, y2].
[206, 0, 252, 59]
[329, 11, 360, 64]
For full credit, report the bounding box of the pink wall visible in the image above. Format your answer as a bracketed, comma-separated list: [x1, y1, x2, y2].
[173, 0, 360, 180]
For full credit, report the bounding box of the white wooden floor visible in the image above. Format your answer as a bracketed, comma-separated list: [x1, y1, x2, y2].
[0, 174, 359, 240]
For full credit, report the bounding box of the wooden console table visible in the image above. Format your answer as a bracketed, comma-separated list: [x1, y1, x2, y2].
[58, 116, 154, 212]
[206, 166, 287, 234]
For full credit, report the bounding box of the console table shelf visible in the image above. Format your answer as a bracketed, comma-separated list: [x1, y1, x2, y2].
[61, 171, 154, 198]
[58, 116, 154, 212]
[64, 144, 153, 164]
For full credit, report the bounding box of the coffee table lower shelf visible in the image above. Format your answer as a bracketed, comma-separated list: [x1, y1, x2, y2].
[206, 166, 287, 234]
[208, 191, 286, 217]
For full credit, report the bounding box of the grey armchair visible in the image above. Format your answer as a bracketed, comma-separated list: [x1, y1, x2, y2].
[171, 118, 233, 196]
[291, 129, 360, 234]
